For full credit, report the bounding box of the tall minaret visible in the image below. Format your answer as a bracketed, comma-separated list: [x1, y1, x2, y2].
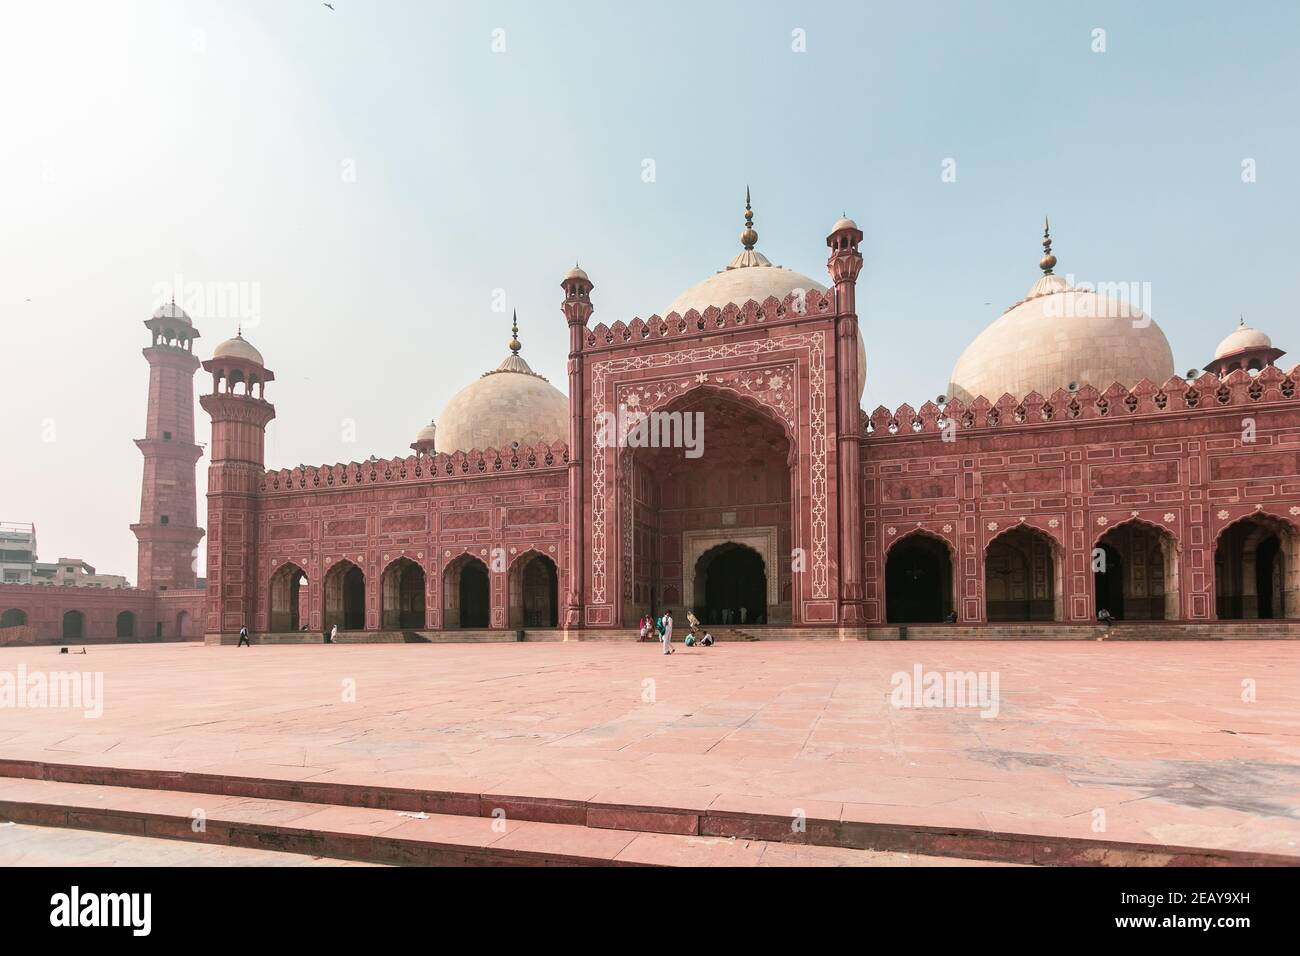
[200, 331, 276, 638]
[561, 264, 594, 629]
[131, 301, 205, 590]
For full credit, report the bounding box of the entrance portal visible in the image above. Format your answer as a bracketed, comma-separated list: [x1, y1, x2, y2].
[693, 543, 766, 625]
[885, 533, 954, 623]
[381, 558, 426, 629]
[1215, 515, 1299, 619]
[323, 560, 366, 631]
[443, 555, 490, 629]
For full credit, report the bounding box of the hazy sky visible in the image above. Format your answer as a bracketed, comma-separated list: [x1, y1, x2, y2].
[2, 0, 1297, 581]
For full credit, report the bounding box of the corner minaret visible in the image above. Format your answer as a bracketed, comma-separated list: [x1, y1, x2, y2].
[200, 330, 276, 638]
[131, 301, 205, 591]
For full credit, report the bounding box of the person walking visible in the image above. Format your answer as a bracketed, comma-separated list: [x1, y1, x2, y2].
[237, 624, 250, 648]
[660, 609, 674, 655]
[739, 606, 748, 625]
[329, 623, 339, 645]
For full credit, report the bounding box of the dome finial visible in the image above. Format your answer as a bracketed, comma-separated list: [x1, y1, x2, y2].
[508, 309, 521, 355]
[740, 185, 758, 250]
[1039, 216, 1057, 275]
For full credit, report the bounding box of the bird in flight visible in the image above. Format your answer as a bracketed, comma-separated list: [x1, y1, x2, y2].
[323, 2, 334, 9]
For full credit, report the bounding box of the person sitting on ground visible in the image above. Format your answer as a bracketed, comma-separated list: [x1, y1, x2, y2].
[684, 632, 696, 647]
[1096, 607, 1115, 641]
[944, 610, 958, 624]
[700, 630, 714, 647]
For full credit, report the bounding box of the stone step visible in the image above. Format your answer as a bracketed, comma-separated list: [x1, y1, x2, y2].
[0, 777, 973, 868]
[2, 758, 1288, 867]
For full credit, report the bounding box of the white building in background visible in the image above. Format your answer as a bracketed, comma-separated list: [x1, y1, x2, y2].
[0, 522, 37, 585]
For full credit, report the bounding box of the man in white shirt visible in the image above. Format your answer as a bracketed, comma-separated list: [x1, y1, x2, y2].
[661, 610, 674, 655]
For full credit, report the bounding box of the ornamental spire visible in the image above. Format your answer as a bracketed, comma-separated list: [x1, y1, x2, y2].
[740, 185, 758, 251]
[1039, 216, 1057, 275]
[509, 309, 521, 354]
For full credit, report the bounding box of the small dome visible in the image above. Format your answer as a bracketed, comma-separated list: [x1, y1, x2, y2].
[152, 301, 192, 324]
[948, 272, 1175, 404]
[565, 264, 590, 282]
[436, 354, 568, 454]
[831, 216, 858, 232]
[1214, 323, 1272, 359]
[414, 421, 437, 444]
[212, 333, 265, 366]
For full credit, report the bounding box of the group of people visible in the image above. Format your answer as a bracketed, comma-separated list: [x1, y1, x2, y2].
[638, 610, 714, 654]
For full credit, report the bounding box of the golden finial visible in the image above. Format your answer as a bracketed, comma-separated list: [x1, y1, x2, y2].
[1039, 216, 1057, 275]
[508, 309, 521, 354]
[740, 185, 758, 250]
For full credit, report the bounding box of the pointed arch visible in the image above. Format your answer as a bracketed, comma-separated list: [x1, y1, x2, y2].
[984, 523, 1063, 622]
[269, 562, 310, 632]
[381, 556, 426, 629]
[885, 528, 957, 623]
[508, 550, 558, 628]
[323, 559, 366, 631]
[1093, 517, 1180, 621]
[1214, 512, 1300, 620]
[443, 553, 490, 629]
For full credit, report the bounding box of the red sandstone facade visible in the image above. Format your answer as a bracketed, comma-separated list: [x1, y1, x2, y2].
[3, 223, 1296, 645]
[192, 220, 1300, 640]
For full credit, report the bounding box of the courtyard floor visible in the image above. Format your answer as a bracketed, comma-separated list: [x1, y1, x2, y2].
[0, 640, 1297, 862]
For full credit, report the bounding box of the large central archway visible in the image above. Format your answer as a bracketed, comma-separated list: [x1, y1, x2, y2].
[323, 560, 366, 631]
[621, 387, 794, 624]
[885, 532, 954, 623]
[381, 558, 426, 629]
[693, 542, 767, 625]
[1215, 515, 1299, 619]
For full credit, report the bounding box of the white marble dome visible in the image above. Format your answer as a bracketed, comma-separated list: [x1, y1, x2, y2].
[948, 270, 1175, 404]
[152, 301, 192, 323]
[436, 352, 568, 454]
[1214, 323, 1272, 359]
[212, 332, 264, 366]
[665, 249, 868, 402]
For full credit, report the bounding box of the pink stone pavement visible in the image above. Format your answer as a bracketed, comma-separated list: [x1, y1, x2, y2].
[1, 641, 1297, 860]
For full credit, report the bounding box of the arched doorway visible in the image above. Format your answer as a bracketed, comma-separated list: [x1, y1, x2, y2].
[985, 526, 1062, 621]
[885, 533, 954, 623]
[1093, 521, 1180, 621]
[382, 558, 426, 629]
[115, 611, 135, 638]
[323, 560, 366, 631]
[620, 387, 794, 624]
[443, 554, 490, 629]
[509, 552, 558, 628]
[269, 563, 309, 632]
[1, 608, 26, 628]
[693, 542, 767, 625]
[1215, 515, 1299, 619]
[62, 610, 85, 641]
[176, 610, 192, 638]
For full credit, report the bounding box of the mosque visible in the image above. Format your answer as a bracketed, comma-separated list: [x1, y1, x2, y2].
[2, 196, 1298, 643]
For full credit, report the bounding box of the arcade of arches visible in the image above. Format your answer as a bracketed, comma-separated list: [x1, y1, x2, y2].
[323, 560, 365, 632]
[621, 390, 793, 625]
[381, 558, 426, 630]
[1215, 515, 1299, 620]
[443, 555, 490, 629]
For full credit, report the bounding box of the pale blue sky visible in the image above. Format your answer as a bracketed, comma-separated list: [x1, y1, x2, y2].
[1, 0, 1297, 578]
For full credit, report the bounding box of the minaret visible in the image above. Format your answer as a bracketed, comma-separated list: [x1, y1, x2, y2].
[131, 301, 205, 590]
[561, 264, 594, 629]
[827, 215, 866, 624]
[200, 330, 276, 638]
